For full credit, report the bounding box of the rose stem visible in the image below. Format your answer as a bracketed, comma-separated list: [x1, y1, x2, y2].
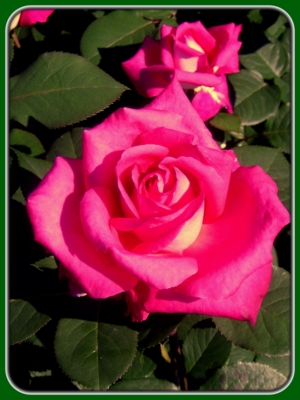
[169, 328, 188, 390]
[11, 32, 21, 49]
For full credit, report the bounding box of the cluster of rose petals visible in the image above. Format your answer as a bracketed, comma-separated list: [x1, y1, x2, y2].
[27, 79, 289, 326]
[19, 9, 54, 27]
[122, 21, 242, 121]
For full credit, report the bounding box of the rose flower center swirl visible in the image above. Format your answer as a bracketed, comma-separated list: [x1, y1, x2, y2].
[110, 142, 205, 255]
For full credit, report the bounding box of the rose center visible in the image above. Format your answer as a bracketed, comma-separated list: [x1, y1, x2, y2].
[184, 35, 204, 54]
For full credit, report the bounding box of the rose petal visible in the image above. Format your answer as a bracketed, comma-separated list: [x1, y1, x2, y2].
[208, 23, 242, 74]
[27, 157, 138, 298]
[80, 187, 199, 290]
[116, 144, 171, 217]
[178, 166, 290, 300]
[160, 25, 176, 68]
[175, 21, 216, 52]
[147, 78, 220, 150]
[122, 36, 173, 97]
[83, 109, 188, 189]
[19, 9, 54, 26]
[137, 262, 272, 325]
[173, 40, 209, 73]
[191, 75, 233, 121]
[132, 192, 205, 254]
[163, 151, 234, 222]
[175, 69, 222, 89]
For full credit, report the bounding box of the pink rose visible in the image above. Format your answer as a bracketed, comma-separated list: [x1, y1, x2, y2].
[27, 80, 289, 325]
[122, 21, 242, 121]
[19, 9, 54, 27]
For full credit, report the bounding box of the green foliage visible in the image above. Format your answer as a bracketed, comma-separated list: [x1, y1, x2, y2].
[80, 10, 157, 65]
[201, 363, 287, 391]
[177, 315, 208, 340]
[109, 378, 179, 391]
[226, 345, 255, 365]
[137, 314, 185, 349]
[12, 149, 53, 179]
[228, 70, 281, 125]
[135, 9, 176, 20]
[54, 318, 138, 390]
[264, 14, 288, 41]
[31, 256, 58, 271]
[11, 187, 26, 205]
[10, 129, 45, 156]
[121, 350, 156, 380]
[209, 113, 242, 134]
[183, 328, 232, 379]
[214, 266, 290, 356]
[9, 38, 14, 63]
[10, 52, 127, 129]
[274, 73, 290, 104]
[10, 300, 51, 345]
[247, 10, 263, 24]
[46, 128, 83, 161]
[265, 104, 291, 153]
[255, 354, 290, 378]
[234, 145, 290, 211]
[240, 43, 288, 79]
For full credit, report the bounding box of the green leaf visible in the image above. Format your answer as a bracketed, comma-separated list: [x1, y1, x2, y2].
[54, 318, 138, 390]
[14, 26, 31, 40]
[182, 328, 231, 379]
[209, 113, 242, 134]
[109, 378, 179, 391]
[135, 9, 176, 20]
[46, 128, 83, 162]
[177, 314, 208, 341]
[255, 354, 291, 378]
[281, 28, 291, 53]
[214, 266, 290, 357]
[12, 149, 53, 180]
[137, 314, 184, 349]
[264, 14, 288, 41]
[201, 362, 287, 391]
[10, 299, 51, 345]
[274, 73, 290, 104]
[31, 256, 58, 271]
[265, 104, 291, 154]
[11, 186, 26, 205]
[91, 10, 105, 19]
[122, 350, 156, 380]
[9, 38, 14, 63]
[31, 26, 45, 42]
[10, 129, 45, 156]
[247, 10, 263, 24]
[226, 345, 255, 365]
[10, 52, 127, 129]
[229, 70, 281, 125]
[80, 10, 157, 65]
[26, 333, 46, 348]
[243, 125, 258, 145]
[239, 43, 288, 79]
[234, 145, 290, 211]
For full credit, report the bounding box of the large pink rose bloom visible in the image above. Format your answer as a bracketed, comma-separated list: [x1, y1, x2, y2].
[27, 80, 289, 325]
[122, 21, 242, 121]
[19, 9, 54, 26]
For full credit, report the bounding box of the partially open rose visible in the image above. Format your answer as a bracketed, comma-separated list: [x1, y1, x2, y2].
[27, 80, 289, 325]
[10, 9, 54, 30]
[122, 21, 242, 121]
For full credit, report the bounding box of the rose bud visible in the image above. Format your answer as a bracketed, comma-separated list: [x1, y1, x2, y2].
[122, 21, 242, 121]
